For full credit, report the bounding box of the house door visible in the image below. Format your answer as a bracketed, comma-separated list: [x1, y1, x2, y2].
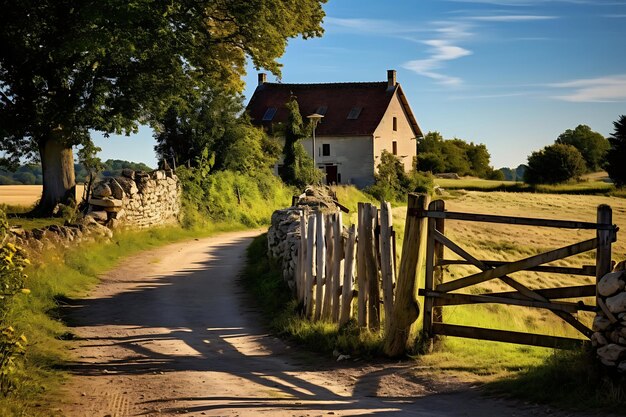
[325, 165, 338, 185]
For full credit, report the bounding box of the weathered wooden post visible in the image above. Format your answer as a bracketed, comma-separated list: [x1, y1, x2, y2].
[340, 224, 357, 326]
[331, 212, 344, 322]
[380, 201, 395, 333]
[297, 212, 308, 304]
[314, 211, 326, 321]
[367, 204, 380, 330]
[423, 199, 445, 347]
[596, 204, 614, 304]
[304, 214, 316, 318]
[357, 203, 368, 327]
[383, 193, 430, 357]
[322, 213, 335, 320]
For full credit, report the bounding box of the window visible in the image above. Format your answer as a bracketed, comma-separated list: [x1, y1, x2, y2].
[347, 106, 362, 120]
[392, 141, 398, 155]
[393, 117, 398, 131]
[262, 107, 277, 121]
[316, 106, 328, 115]
[322, 144, 330, 156]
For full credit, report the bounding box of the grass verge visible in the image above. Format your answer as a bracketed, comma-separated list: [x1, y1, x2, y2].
[241, 233, 383, 358]
[434, 177, 618, 195]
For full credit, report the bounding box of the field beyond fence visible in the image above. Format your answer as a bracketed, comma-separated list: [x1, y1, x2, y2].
[1, 185, 86, 207]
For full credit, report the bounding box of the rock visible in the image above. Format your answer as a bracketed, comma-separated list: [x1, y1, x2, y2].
[593, 315, 612, 332]
[606, 292, 626, 314]
[93, 183, 112, 198]
[155, 170, 166, 180]
[598, 271, 626, 297]
[110, 209, 126, 220]
[109, 178, 125, 200]
[592, 332, 609, 346]
[597, 344, 626, 362]
[122, 168, 135, 179]
[89, 198, 123, 208]
[618, 361, 626, 373]
[86, 211, 108, 223]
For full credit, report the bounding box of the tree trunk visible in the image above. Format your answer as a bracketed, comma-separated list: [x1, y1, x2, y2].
[37, 135, 76, 216]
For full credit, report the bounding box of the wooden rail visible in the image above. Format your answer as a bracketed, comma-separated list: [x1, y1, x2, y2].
[418, 199, 618, 349]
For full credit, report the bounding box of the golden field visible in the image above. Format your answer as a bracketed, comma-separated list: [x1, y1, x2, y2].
[0, 184, 86, 207]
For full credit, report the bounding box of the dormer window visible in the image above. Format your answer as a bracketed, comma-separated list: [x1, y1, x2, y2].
[316, 106, 328, 115]
[262, 107, 277, 121]
[347, 107, 362, 120]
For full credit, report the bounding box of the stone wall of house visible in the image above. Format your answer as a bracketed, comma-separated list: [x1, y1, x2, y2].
[267, 186, 341, 292]
[88, 169, 180, 229]
[593, 268, 626, 371]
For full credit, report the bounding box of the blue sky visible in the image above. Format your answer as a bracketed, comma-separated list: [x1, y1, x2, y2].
[94, 0, 626, 169]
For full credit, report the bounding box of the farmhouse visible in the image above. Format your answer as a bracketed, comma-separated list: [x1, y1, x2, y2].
[246, 70, 423, 187]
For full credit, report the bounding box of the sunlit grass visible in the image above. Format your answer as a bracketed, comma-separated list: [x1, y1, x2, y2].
[434, 177, 617, 195]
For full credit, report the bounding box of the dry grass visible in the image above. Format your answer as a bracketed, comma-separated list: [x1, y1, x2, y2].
[0, 185, 86, 207]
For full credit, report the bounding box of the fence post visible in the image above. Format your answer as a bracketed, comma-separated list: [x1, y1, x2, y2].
[332, 212, 344, 322]
[357, 203, 368, 327]
[297, 212, 308, 305]
[380, 201, 395, 335]
[596, 205, 613, 305]
[424, 199, 445, 348]
[340, 224, 357, 326]
[314, 211, 326, 321]
[367, 204, 380, 331]
[322, 213, 335, 319]
[383, 193, 430, 357]
[304, 214, 316, 318]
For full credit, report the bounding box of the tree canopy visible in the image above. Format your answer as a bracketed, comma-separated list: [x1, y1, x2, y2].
[555, 124, 609, 172]
[524, 143, 586, 185]
[415, 131, 494, 178]
[0, 0, 326, 214]
[606, 115, 626, 187]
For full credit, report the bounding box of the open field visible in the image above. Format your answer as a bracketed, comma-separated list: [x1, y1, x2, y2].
[0, 184, 86, 207]
[434, 176, 616, 195]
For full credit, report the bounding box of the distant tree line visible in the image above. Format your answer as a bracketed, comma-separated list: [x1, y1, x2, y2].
[0, 160, 152, 186]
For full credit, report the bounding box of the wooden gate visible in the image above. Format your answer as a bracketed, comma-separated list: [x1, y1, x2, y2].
[415, 200, 618, 349]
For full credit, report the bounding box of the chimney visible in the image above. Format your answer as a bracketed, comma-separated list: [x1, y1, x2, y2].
[258, 73, 267, 86]
[387, 69, 397, 89]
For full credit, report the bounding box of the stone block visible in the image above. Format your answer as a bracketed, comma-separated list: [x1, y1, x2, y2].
[90, 198, 123, 208]
[93, 183, 112, 198]
[606, 292, 626, 314]
[598, 271, 625, 297]
[109, 178, 125, 200]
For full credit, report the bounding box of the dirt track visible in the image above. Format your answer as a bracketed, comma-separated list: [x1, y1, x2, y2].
[55, 230, 598, 416]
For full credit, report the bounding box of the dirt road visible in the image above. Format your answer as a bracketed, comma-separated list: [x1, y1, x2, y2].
[56, 230, 595, 416]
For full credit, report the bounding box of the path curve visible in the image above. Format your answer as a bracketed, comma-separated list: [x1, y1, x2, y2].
[56, 230, 596, 416]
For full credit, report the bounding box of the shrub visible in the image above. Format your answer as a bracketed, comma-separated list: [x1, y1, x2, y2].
[606, 115, 626, 187]
[524, 144, 586, 185]
[366, 150, 433, 202]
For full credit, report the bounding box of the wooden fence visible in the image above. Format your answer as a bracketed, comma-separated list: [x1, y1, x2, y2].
[295, 202, 397, 330]
[416, 199, 619, 349]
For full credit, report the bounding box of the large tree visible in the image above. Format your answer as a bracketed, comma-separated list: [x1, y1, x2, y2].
[555, 124, 609, 172]
[606, 115, 626, 187]
[0, 0, 326, 214]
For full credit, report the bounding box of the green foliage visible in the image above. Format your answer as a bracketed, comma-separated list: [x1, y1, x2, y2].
[416, 131, 494, 178]
[0, 210, 29, 397]
[176, 166, 292, 229]
[279, 98, 322, 187]
[0, 0, 326, 208]
[606, 115, 626, 187]
[499, 165, 527, 181]
[524, 143, 586, 185]
[556, 124, 609, 172]
[154, 86, 280, 172]
[367, 150, 433, 202]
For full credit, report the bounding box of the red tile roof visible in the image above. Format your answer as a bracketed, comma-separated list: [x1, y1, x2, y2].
[246, 82, 399, 136]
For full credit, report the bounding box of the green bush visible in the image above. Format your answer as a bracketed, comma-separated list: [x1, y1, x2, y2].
[524, 143, 586, 185]
[366, 150, 433, 202]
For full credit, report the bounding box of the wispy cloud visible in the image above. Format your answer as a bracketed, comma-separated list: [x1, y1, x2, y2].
[468, 15, 558, 21]
[403, 38, 473, 86]
[549, 75, 626, 102]
[448, 0, 626, 5]
[324, 17, 422, 35]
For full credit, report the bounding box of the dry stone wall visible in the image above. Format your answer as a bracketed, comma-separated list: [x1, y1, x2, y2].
[88, 169, 180, 229]
[593, 268, 626, 371]
[267, 186, 342, 292]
